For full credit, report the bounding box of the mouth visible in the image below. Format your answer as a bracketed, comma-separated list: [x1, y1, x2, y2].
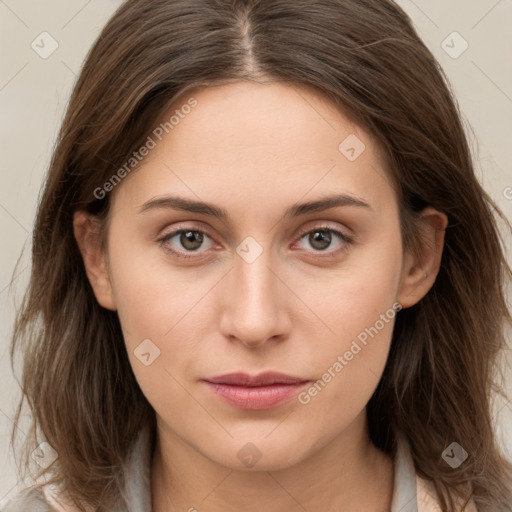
[201, 372, 311, 410]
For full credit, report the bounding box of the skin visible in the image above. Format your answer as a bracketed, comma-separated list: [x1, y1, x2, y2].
[74, 79, 447, 511]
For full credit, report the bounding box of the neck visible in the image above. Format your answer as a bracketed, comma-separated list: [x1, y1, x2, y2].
[151, 412, 394, 512]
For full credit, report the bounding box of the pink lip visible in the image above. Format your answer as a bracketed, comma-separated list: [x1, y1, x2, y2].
[202, 372, 310, 410]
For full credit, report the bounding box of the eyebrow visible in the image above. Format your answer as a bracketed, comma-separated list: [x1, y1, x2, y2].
[137, 193, 372, 220]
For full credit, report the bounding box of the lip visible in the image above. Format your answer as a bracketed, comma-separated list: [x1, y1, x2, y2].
[202, 372, 310, 410]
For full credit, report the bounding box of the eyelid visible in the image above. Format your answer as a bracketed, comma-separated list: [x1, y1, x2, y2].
[294, 222, 353, 242]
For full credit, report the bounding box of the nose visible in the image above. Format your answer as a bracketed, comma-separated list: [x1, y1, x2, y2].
[218, 248, 292, 348]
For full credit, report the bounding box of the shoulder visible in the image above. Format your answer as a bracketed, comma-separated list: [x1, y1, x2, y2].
[3, 426, 152, 512]
[416, 474, 478, 511]
[393, 433, 478, 512]
[2, 483, 82, 512]
[2, 485, 56, 512]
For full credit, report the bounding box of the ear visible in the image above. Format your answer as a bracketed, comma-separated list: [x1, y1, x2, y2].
[397, 206, 448, 309]
[73, 210, 117, 311]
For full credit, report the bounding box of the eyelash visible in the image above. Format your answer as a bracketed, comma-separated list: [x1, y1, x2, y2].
[157, 224, 354, 260]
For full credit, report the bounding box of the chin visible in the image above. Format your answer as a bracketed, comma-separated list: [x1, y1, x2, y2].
[210, 437, 309, 472]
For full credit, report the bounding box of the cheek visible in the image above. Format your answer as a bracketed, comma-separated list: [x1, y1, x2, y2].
[294, 233, 403, 418]
[105, 229, 206, 378]
[106, 218, 211, 340]
[305, 227, 403, 337]
[108, 256, 207, 416]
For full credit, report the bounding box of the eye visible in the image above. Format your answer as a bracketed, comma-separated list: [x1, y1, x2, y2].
[158, 227, 216, 259]
[294, 225, 353, 255]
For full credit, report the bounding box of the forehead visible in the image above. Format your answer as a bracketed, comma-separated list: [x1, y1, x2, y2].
[111, 80, 397, 217]
[165, 80, 363, 160]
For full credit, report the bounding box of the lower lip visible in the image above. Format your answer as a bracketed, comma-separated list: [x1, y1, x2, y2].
[203, 381, 309, 410]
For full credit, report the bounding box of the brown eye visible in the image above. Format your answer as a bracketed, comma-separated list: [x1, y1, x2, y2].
[295, 226, 352, 255]
[308, 230, 333, 251]
[177, 230, 204, 251]
[158, 227, 215, 259]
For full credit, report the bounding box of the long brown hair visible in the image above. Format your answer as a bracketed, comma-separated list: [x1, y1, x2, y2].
[9, 0, 512, 510]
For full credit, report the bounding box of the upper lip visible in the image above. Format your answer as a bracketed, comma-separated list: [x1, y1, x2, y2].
[203, 372, 308, 387]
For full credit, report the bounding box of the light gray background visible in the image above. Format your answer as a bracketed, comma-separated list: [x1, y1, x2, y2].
[1, 0, 511, 505]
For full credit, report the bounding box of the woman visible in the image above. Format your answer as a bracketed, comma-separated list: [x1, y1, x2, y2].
[5, 0, 512, 511]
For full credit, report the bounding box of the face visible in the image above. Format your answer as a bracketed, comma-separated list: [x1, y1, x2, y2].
[76, 80, 442, 471]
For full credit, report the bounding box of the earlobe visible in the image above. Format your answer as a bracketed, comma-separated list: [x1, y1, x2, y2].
[398, 206, 448, 309]
[73, 211, 117, 311]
